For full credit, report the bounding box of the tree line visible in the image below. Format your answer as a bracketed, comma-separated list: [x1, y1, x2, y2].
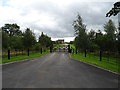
[1, 23, 52, 51]
[73, 14, 120, 54]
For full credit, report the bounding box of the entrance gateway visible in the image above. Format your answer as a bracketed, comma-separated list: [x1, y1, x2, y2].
[53, 44, 70, 52]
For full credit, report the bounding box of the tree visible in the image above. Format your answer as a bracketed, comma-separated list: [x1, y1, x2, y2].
[38, 32, 52, 47]
[10, 36, 23, 49]
[106, 2, 120, 17]
[2, 31, 9, 49]
[88, 29, 98, 52]
[73, 14, 89, 51]
[104, 19, 116, 38]
[106, 2, 120, 53]
[88, 29, 96, 40]
[23, 28, 36, 49]
[117, 22, 120, 53]
[1, 24, 22, 37]
[95, 30, 105, 51]
[33, 43, 42, 51]
[103, 19, 117, 51]
[1, 24, 24, 49]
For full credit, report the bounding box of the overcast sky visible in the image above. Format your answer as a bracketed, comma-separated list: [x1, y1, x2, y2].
[0, 0, 119, 42]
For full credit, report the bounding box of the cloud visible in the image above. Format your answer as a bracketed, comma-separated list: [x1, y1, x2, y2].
[0, 0, 118, 42]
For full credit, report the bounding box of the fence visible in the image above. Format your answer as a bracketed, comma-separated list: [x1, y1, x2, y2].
[2, 47, 52, 60]
[70, 47, 120, 66]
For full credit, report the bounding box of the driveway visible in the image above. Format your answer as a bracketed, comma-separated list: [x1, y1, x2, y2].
[2, 52, 118, 88]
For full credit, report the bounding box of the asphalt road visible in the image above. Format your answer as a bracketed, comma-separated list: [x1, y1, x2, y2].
[3, 52, 118, 88]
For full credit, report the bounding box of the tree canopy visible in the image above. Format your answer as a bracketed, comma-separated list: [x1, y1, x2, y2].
[106, 2, 120, 17]
[1, 23, 52, 50]
[73, 14, 117, 53]
[38, 32, 52, 47]
[73, 14, 89, 50]
[23, 28, 36, 49]
[2, 24, 22, 36]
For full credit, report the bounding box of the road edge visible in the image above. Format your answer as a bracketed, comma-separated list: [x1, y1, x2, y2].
[1, 53, 50, 66]
[69, 53, 120, 75]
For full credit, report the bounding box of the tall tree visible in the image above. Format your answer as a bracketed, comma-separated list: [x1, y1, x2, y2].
[2, 31, 9, 49]
[88, 29, 96, 40]
[1, 24, 23, 49]
[38, 32, 52, 47]
[88, 29, 98, 52]
[73, 14, 89, 51]
[95, 30, 105, 51]
[104, 19, 116, 38]
[103, 19, 117, 51]
[23, 28, 36, 49]
[1, 24, 22, 36]
[106, 2, 120, 53]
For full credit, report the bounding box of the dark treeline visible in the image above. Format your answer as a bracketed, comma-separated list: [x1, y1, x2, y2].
[1, 23, 52, 51]
[73, 14, 120, 56]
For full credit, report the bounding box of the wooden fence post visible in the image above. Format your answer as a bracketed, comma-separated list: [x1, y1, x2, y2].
[85, 49, 87, 57]
[28, 49, 29, 56]
[100, 50, 102, 61]
[8, 49, 10, 59]
[40, 48, 42, 54]
[50, 46, 52, 53]
[68, 45, 70, 53]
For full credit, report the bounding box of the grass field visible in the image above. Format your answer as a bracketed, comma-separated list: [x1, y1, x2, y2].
[70, 44, 120, 73]
[70, 53, 119, 73]
[2, 50, 50, 64]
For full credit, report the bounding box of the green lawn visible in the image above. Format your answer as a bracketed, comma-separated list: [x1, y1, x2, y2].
[70, 44, 119, 73]
[70, 53, 119, 73]
[2, 50, 50, 64]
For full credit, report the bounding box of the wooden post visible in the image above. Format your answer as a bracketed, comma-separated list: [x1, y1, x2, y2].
[40, 48, 42, 54]
[50, 46, 52, 53]
[8, 49, 10, 59]
[85, 49, 86, 57]
[28, 49, 29, 56]
[68, 45, 70, 53]
[100, 50, 102, 61]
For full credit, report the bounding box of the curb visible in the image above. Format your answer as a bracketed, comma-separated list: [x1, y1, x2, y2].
[1, 53, 50, 66]
[1, 58, 33, 66]
[69, 54, 120, 75]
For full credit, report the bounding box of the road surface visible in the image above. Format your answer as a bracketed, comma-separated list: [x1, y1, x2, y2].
[3, 52, 118, 88]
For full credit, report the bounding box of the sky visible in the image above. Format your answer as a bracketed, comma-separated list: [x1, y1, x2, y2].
[0, 0, 119, 42]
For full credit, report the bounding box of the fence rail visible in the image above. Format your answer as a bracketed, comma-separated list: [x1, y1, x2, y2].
[2, 48, 50, 60]
[70, 47, 120, 66]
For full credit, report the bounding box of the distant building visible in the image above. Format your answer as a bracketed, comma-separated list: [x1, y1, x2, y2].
[56, 39, 64, 44]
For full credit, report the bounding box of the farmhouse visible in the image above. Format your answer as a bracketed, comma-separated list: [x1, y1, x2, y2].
[56, 39, 64, 44]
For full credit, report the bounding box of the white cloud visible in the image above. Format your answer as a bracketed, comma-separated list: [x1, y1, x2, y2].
[0, 0, 118, 42]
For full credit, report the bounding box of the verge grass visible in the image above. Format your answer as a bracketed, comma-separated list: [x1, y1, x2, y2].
[2, 51, 49, 64]
[70, 44, 119, 73]
[70, 52, 119, 73]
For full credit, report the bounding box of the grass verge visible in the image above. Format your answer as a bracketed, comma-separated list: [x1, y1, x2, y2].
[70, 53, 119, 73]
[2, 51, 50, 64]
